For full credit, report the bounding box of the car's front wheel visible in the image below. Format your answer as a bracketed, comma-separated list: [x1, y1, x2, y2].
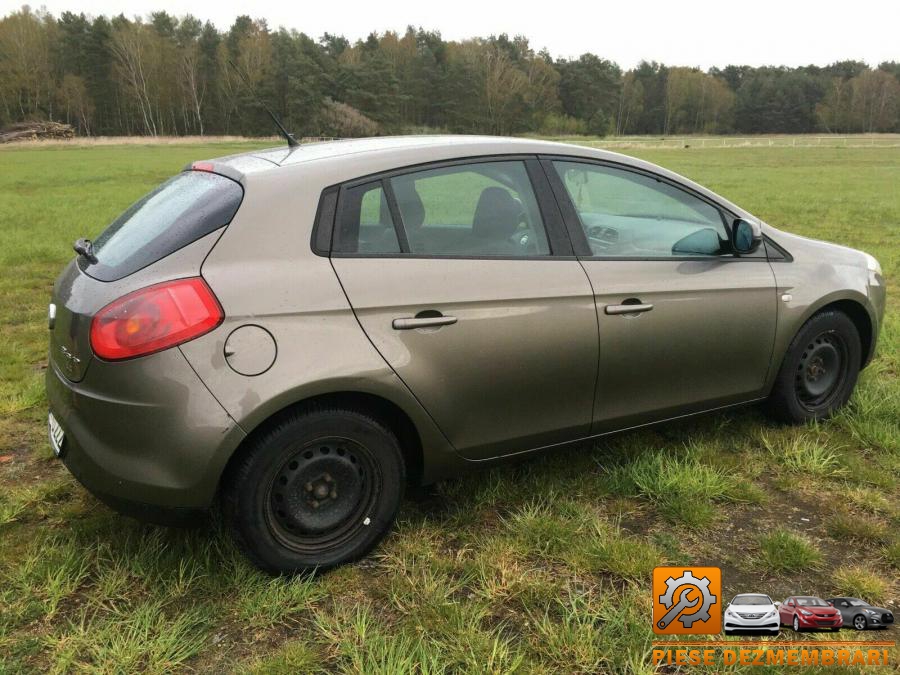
[793, 615, 801, 632]
[853, 614, 868, 631]
[766, 310, 861, 424]
[222, 407, 405, 574]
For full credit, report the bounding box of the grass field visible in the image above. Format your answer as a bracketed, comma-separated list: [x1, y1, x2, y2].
[0, 139, 898, 673]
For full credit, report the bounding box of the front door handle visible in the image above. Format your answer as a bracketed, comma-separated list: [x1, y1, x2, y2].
[605, 302, 654, 315]
[392, 315, 458, 330]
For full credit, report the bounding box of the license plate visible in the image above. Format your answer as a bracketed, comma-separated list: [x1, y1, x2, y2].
[48, 412, 65, 457]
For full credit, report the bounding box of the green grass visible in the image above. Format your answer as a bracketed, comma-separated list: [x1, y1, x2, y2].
[831, 566, 890, 605]
[755, 529, 824, 574]
[0, 139, 898, 672]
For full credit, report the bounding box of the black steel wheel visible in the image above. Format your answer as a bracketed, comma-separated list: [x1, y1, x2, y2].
[766, 310, 861, 424]
[223, 407, 405, 574]
[265, 437, 378, 554]
[794, 331, 848, 409]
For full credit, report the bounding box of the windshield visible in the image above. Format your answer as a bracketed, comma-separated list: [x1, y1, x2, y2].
[733, 595, 771, 606]
[796, 597, 829, 607]
[848, 599, 868, 607]
[82, 171, 243, 281]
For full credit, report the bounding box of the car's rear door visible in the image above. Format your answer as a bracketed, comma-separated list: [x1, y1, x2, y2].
[329, 157, 598, 459]
[543, 157, 778, 432]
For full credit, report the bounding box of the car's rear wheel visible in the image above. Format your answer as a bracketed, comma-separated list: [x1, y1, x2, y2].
[853, 614, 867, 631]
[766, 310, 861, 424]
[222, 407, 405, 573]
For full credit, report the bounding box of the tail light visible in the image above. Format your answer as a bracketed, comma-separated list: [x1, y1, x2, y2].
[91, 277, 223, 360]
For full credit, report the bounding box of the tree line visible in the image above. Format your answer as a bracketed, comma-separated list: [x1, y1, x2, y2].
[2, 6, 899, 138]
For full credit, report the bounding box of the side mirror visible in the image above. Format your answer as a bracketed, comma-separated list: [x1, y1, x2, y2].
[774, 601, 781, 607]
[731, 218, 762, 254]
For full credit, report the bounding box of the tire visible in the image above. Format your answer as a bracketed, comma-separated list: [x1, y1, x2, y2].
[766, 310, 861, 424]
[853, 614, 868, 631]
[793, 615, 801, 632]
[222, 407, 405, 574]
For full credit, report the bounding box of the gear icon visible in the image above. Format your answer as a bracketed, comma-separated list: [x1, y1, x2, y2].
[658, 570, 717, 628]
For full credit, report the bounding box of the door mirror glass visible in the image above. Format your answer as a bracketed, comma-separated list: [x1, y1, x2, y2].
[731, 218, 761, 254]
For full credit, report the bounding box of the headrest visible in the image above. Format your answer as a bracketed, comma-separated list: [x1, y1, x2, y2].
[393, 180, 425, 229]
[473, 187, 522, 239]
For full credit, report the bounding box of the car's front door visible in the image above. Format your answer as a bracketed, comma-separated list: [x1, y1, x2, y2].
[780, 599, 794, 624]
[330, 158, 599, 459]
[544, 158, 778, 432]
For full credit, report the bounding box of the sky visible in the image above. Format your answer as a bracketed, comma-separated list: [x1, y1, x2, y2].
[7, 0, 899, 69]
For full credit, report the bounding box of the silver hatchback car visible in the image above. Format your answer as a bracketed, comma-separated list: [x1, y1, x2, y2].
[46, 136, 885, 572]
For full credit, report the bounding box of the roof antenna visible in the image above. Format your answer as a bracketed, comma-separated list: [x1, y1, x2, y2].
[228, 59, 299, 147]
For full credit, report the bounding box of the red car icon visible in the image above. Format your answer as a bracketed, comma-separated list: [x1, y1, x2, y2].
[778, 596, 843, 632]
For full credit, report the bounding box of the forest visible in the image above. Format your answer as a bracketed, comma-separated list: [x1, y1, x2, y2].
[2, 6, 899, 138]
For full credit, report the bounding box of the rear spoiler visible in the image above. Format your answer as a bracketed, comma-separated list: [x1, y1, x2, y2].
[182, 153, 281, 183]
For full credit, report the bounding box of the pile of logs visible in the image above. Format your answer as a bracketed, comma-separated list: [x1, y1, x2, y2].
[0, 121, 75, 143]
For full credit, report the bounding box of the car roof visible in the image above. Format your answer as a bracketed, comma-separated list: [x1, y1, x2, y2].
[197, 134, 756, 222]
[209, 135, 630, 171]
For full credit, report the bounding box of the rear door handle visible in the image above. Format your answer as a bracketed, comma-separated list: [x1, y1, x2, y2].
[392, 315, 458, 330]
[604, 303, 654, 315]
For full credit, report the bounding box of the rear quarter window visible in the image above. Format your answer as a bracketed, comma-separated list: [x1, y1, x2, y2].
[81, 171, 243, 281]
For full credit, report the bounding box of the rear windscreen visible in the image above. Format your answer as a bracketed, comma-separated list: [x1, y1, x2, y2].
[80, 171, 243, 281]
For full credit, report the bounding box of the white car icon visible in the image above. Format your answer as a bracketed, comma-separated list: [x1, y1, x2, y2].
[724, 594, 781, 634]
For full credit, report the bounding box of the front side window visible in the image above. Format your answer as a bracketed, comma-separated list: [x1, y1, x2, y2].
[553, 161, 729, 258]
[389, 161, 551, 257]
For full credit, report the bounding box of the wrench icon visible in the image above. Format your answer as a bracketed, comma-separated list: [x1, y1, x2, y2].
[657, 588, 700, 630]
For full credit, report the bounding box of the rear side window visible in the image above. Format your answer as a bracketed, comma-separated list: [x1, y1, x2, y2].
[333, 182, 401, 254]
[82, 171, 243, 281]
[390, 161, 550, 257]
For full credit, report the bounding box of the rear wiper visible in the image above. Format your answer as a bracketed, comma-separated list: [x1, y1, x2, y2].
[73, 238, 98, 264]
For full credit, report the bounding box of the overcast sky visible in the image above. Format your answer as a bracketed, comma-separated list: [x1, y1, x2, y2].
[7, 0, 899, 69]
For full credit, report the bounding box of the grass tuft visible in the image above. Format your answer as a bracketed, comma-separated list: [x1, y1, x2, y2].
[603, 443, 742, 528]
[755, 529, 823, 573]
[826, 512, 890, 544]
[761, 431, 847, 478]
[831, 566, 890, 604]
[574, 520, 664, 580]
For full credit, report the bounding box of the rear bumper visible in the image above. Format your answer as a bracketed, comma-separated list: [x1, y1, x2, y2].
[46, 347, 245, 515]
